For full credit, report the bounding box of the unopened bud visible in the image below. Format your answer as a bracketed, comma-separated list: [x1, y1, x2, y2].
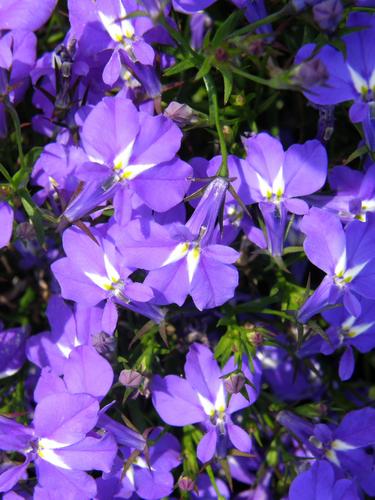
[164, 101, 198, 127]
[178, 476, 195, 492]
[313, 0, 343, 33]
[295, 58, 329, 88]
[119, 369, 143, 388]
[224, 373, 245, 394]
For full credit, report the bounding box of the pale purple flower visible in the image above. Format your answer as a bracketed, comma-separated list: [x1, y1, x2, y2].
[298, 207, 375, 322]
[152, 343, 260, 463]
[0, 327, 26, 379]
[240, 133, 327, 255]
[0, 0, 57, 31]
[0, 202, 14, 248]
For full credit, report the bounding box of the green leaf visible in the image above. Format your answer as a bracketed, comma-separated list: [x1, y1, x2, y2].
[195, 57, 213, 81]
[212, 10, 243, 48]
[164, 58, 196, 76]
[218, 66, 233, 104]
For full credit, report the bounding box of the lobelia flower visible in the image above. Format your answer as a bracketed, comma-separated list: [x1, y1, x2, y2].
[0, 392, 117, 498]
[0, 326, 26, 379]
[114, 176, 240, 310]
[97, 428, 181, 500]
[295, 13, 375, 150]
[311, 298, 375, 381]
[289, 460, 360, 500]
[278, 407, 375, 497]
[96, 0, 156, 85]
[298, 207, 375, 322]
[240, 132, 327, 255]
[62, 95, 192, 224]
[0, 202, 14, 248]
[152, 343, 260, 463]
[51, 225, 163, 326]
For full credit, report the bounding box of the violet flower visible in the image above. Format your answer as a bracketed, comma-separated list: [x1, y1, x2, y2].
[0, 0, 57, 31]
[295, 13, 375, 150]
[63, 95, 192, 223]
[0, 392, 117, 498]
[152, 343, 259, 463]
[51, 225, 163, 325]
[279, 407, 375, 497]
[241, 132, 327, 255]
[298, 207, 375, 322]
[97, 428, 181, 500]
[114, 177, 240, 310]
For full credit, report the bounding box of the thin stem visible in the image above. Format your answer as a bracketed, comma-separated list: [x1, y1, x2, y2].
[5, 100, 25, 170]
[228, 4, 294, 39]
[203, 74, 229, 177]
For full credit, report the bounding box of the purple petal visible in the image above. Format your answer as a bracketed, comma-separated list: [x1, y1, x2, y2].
[0, 461, 30, 494]
[130, 112, 182, 167]
[227, 422, 252, 453]
[134, 469, 174, 500]
[123, 281, 154, 303]
[184, 343, 222, 404]
[284, 198, 309, 215]
[0, 416, 33, 452]
[289, 461, 335, 500]
[47, 434, 117, 473]
[81, 96, 139, 166]
[0, 202, 14, 248]
[63, 346, 113, 400]
[151, 375, 205, 426]
[283, 140, 327, 198]
[0, 0, 57, 30]
[196, 428, 217, 463]
[300, 207, 346, 274]
[0, 328, 26, 378]
[34, 393, 99, 446]
[36, 460, 97, 499]
[242, 132, 285, 186]
[334, 407, 375, 447]
[190, 251, 238, 310]
[102, 49, 122, 86]
[132, 158, 192, 212]
[339, 346, 355, 381]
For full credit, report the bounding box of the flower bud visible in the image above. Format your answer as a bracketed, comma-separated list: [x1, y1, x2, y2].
[119, 369, 143, 388]
[313, 0, 343, 33]
[164, 101, 198, 127]
[224, 373, 245, 394]
[92, 332, 116, 359]
[178, 476, 195, 492]
[295, 58, 329, 88]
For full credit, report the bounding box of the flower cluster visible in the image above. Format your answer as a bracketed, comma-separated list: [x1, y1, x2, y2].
[1, 0, 375, 498]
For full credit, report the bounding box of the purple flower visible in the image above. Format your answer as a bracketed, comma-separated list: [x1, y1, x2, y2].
[289, 460, 360, 500]
[114, 177, 240, 310]
[51, 225, 162, 325]
[279, 407, 375, 498]
[0, 392, 117, 497]
[298, 207, 375, 322]
[241, 133, 327, 255]
[97, 428, 181, 500]
[63, 95, 192, 223]
[295, 14, 375, 149]
[152, 343, 259, 463]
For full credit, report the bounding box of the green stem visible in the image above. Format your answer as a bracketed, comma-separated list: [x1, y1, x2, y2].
[230, 66, 280, 89]
[5, 100, 25, 170]
[228, 3, 294, 39]
[203, 74, 228, 177]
